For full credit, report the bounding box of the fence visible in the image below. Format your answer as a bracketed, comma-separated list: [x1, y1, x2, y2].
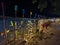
[0, 18, 38, 45]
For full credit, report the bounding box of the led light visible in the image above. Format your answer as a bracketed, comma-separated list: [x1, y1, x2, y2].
[10, 21, 14, 27]
[30, 11, 32, 15]
[14, 5, 18, 11]
[6, 30, 10, 33]
[1, 32, 4, 36]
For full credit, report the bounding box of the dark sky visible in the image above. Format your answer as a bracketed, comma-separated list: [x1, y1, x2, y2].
[0, 0, 59, 18]
[0, 0, 33, 18]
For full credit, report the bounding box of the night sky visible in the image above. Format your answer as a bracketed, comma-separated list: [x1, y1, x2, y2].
[0, 0, 59, 18]
[0, 0, 36, 18]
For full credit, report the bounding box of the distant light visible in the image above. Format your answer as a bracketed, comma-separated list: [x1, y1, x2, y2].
[10, 21, 14, 27]
[30, 11, 32, 15]
[28, 20, 31, 22]
[22, 9, 25, 14]
[1, 32, 4, 36]
[6, 30, 10, 33]
[14, 5, 18, 11]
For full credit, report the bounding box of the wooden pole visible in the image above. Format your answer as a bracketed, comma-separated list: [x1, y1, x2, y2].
[1, 2, 8, 45]
[22, 9, 25, 39]
[14, 5, 18, 45]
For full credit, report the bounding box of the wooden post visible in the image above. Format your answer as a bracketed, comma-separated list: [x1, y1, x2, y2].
[14, 5, 18, 45]
[1, 2, 8, 45]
